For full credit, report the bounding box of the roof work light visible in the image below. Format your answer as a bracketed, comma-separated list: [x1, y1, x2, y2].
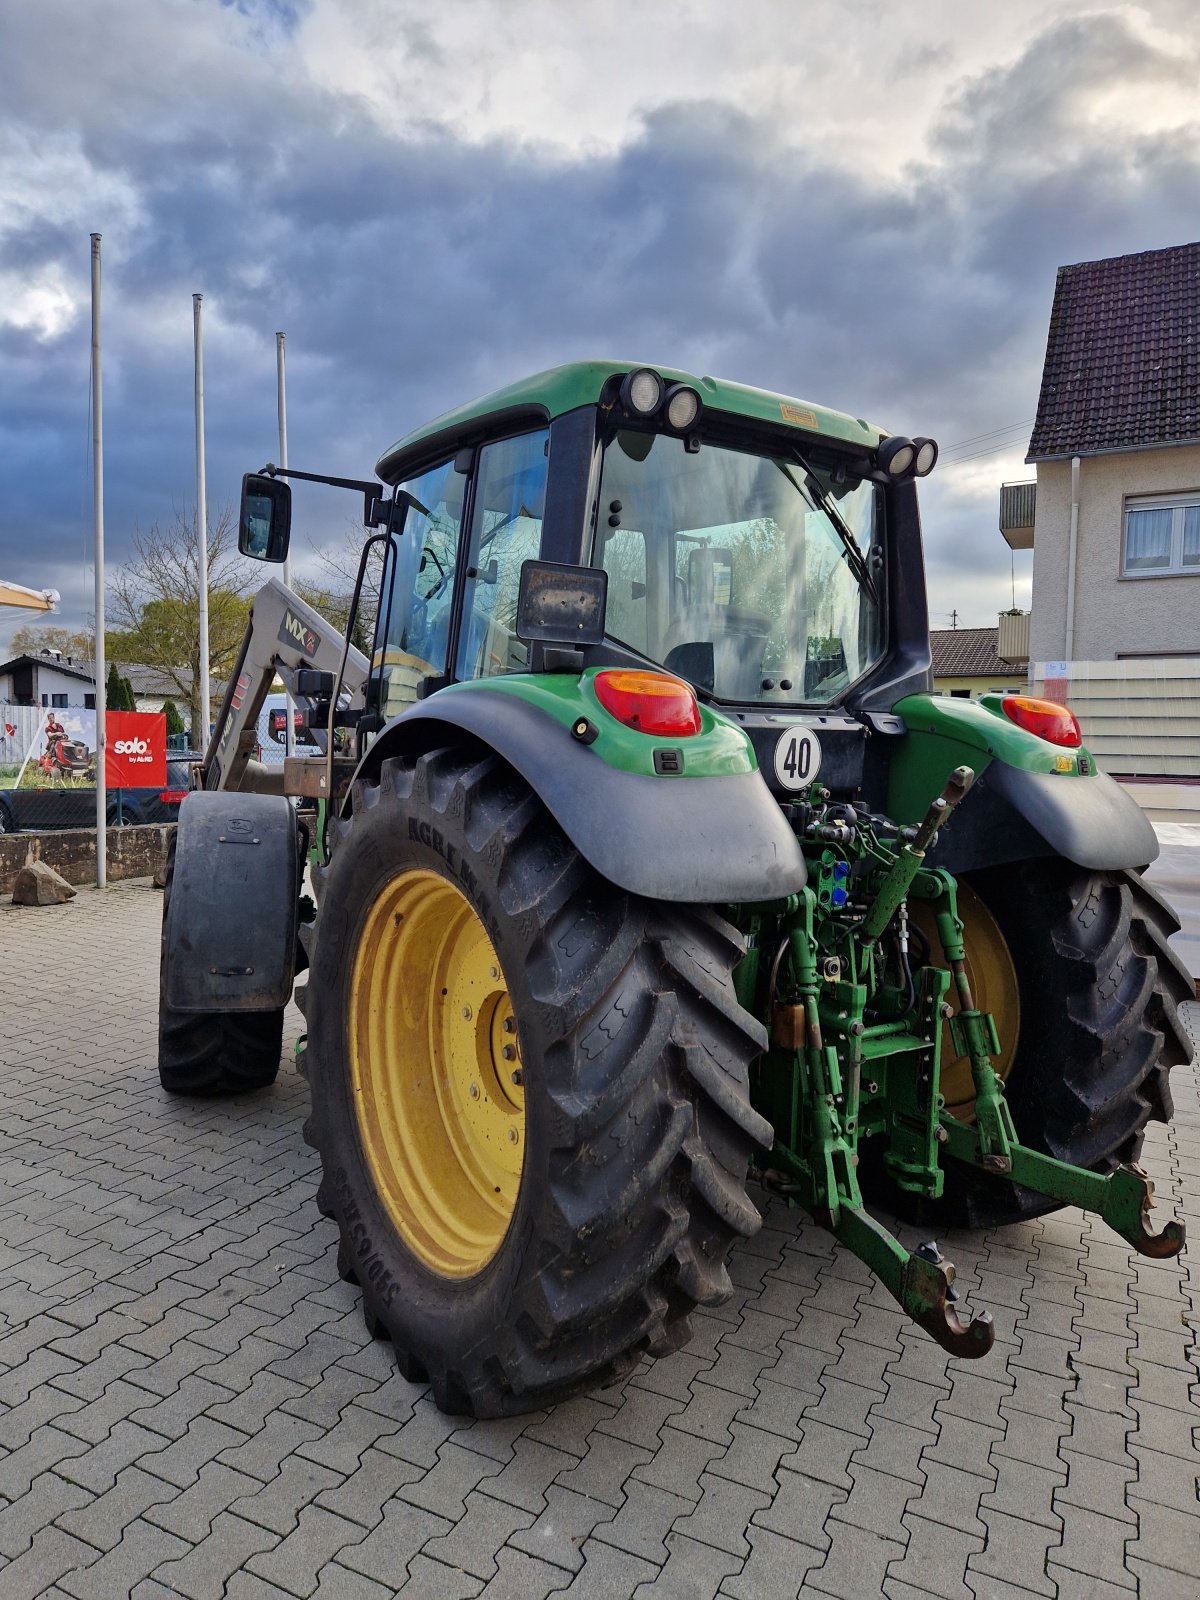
[878, 434, 939, 480]
[620, 368, 666, 416]
[912, 437, 939, 476]
[664, 384, 702, 431]
[878, 436, 916, 477]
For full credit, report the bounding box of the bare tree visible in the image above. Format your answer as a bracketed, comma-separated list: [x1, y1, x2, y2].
[108, 507, 256, 741]
[301, 516, 384, 651]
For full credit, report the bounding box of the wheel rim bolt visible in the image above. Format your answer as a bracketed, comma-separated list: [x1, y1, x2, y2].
[507, 1127, 519, 1144]
[469, 1083, 480, 1100]
[503, 1016, 516, 1034]
[462, 1005, 473, 1020]
[501, 1044, 517, 1061]
[511, 1069, 523, 1086]
[490, 966, 500, 980]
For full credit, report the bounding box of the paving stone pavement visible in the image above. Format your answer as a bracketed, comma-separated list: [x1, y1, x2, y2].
[1, 879, 1197, 1599]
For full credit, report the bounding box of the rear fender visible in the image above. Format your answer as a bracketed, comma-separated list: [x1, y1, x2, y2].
[937, 763, 1160, 873]
[163, 791, 299, 1011]
[351, 678, 807, 903]
[890, 694, 1159, 873]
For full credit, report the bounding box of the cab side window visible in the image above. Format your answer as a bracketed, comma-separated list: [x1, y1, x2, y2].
[455, 430, 549, 682]
[374, 458, 465, 715]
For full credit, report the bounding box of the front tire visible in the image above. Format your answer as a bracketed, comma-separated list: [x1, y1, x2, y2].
[157, 834, 284, 1095]
[303, 743, 770, 1417]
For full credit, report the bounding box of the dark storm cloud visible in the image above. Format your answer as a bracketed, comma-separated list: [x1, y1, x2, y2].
[934, 11, 1195, 158]
[1, 2, 1197, 645]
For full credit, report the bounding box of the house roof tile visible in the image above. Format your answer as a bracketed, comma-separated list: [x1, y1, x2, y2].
[1028, 241, 1200, 461]
[930, 627, 1012, 678]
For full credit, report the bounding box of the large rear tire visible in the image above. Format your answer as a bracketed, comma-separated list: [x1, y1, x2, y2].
[930, 859, 1193, 1227]
[301, 743, 770, 1417]
[157, 834, 284, 1095]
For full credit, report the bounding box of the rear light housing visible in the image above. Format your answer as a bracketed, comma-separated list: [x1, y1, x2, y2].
[593, 669, 702, 737]
[1001, 695, 1082, 748]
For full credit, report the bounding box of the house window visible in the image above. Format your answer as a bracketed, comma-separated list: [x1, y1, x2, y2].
[1123, 494, 1200, 576]
[51, 694, 68, 708]
[84, 693, 96, 709]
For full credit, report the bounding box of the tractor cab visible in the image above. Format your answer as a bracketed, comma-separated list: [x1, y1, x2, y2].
[359, 363, 937, 804]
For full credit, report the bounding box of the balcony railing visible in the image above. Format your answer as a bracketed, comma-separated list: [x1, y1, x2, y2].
[998, 610, 1030, 664]
[1000, 481, 1036, 550]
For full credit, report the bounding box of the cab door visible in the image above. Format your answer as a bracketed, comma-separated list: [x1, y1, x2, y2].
[453, 429, 550, 683]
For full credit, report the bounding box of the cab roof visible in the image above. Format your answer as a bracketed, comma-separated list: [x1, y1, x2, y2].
[375, 360, 886, 484]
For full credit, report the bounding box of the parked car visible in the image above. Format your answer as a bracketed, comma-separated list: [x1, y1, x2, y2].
[0, 753, 200, 834]
[255, 691, 324, 765]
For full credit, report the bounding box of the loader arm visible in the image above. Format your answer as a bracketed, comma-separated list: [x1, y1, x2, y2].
[201, 576, 369, 794]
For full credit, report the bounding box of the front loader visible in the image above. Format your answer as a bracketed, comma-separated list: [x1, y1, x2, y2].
[160, 361, 1192, 1416]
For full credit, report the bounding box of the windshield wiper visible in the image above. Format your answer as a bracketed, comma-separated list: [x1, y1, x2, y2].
[779, 450, 879, 607]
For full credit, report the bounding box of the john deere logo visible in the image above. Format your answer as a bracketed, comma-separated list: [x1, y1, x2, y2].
[278, 611, 319, 657]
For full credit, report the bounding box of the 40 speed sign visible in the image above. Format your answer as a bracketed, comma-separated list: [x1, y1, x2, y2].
[773, 725, 823, 791]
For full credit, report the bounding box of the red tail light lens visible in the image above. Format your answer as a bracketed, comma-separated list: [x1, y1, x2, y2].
[1001, 695, 1082, 748]
[593, 670, 702, 737]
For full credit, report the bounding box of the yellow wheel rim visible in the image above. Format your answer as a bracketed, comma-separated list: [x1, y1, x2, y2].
[350, 868, 525, 1278]
[910, 880, 1020, 1121]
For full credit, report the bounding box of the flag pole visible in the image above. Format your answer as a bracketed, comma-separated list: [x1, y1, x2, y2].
[277, 330, 295, 758]
[91, 233, 108, 888]
[193, 294, 211, 748]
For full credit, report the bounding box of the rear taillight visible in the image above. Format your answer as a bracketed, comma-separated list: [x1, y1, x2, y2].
[593, 670, 702, 737]
[1001, 695, 1082, 748]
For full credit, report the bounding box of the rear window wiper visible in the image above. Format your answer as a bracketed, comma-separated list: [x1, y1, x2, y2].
[780, 450, 879, 607]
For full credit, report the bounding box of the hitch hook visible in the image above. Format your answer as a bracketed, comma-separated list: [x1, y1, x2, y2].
[903, 1250, 996, 1359]
[833, 1204, 996, 1361]
[1108, 1164, 1186, 1260]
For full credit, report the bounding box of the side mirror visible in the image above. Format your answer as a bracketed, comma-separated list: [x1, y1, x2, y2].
[239, 473, 291, 562]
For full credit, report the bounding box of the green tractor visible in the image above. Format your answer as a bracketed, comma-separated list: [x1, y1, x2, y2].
[161, 361, 1192, 1417]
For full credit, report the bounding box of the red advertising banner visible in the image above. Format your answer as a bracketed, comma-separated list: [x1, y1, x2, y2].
[104, 711, 167, 788]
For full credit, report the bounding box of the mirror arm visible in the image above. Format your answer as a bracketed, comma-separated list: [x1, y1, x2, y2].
[259, 462, 378, 493]
[258, 465, 426, 530]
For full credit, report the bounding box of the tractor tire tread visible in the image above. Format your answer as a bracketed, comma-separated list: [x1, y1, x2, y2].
[304, 741, 767, 1416]
[939, 860, 1192, 1227]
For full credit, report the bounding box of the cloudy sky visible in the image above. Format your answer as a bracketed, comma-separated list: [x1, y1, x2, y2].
[2, 0, 1198, 656]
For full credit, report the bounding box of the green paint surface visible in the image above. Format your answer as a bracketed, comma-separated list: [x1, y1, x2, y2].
[377, 360, 886, 482]
[887, 692, 1097, 822]
[435, 668, 757, 778]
